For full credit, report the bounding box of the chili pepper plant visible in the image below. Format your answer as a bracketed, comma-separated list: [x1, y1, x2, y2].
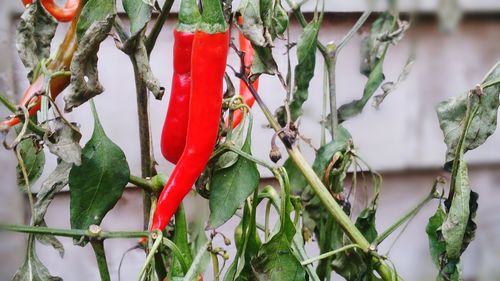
[0, 0, 499, 280]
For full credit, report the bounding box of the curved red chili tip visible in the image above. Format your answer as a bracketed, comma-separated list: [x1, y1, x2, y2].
[40, 0, 79, 22]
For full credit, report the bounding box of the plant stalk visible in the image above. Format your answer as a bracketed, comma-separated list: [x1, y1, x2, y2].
[0, 223, 149, 239]
[145, 0, 176, 55]
[91, 240, 111, 281]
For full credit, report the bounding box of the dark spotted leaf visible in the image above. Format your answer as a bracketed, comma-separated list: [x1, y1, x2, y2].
[16, 137, 45, 191]
[15, 0, 57, 82]
[11, 237, 62, 281]
[437, 62, 500, 167]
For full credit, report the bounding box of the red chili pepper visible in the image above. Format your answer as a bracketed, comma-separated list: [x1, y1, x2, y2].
[151, 0, 229, 231]
[160, 0, 201, 164]
[20, 0, 79, 22]
[226, 17, 259, 128]
[40, 0, 79, 22]
[1, 1, 80, 129]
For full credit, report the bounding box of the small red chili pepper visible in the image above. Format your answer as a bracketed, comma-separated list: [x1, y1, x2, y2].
[226, 17, 259, 128]
[160, 0, 201, 164]
[151, 0, 229, 231]
[40, 0, 79, 22]
[1, 1, 80, 129]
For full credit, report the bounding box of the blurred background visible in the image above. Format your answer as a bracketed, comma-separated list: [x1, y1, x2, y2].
[0, 0, 499, 280]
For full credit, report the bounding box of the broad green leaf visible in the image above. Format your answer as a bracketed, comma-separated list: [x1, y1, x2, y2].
[43, 118, 82, 165]
[283, 157, 307, 195]
[77, 0, 115, 41]
[251, 231, 306, 281]
[426, 205, 446, 267]
[331, 248, 375, 281]
[209, 130, 260, 228]
[16, 138, 45, 191]
[251, 170, 304, 281]
[437, 62, 500, 167]
[11, 237, 62, 281]
[123, 0, 152, 35]
[16, 0, 57, 82]
[286, 19, 320, 124]
[338, 12, 397, 122]
[69, 101, 129, 245]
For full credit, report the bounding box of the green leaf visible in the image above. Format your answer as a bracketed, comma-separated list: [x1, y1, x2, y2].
[286, 19, 320, 124]
[16, 138, 45, 191]
[331, 248, 375, 281]
[437, 62, 500, 167]
[251, 170, 304, 281]
[69, 101, 129, 245]
[76, 0, 115, 41]
[15, 0, 57, 82]
[355, 173, 381, 243]
[209, 130, 260, 228]
[283, 157, 307, 195]
[338, 12, 398, 122]
[338, 52, 386, 122]
[426, 205, 446, 267]
[311, 127, 351, 180]
[250, 45, 278, 79]
[251, 231, 306, 281]
[216, 122, 246, 170]
[123, 0, 152, 35]
[271, 0, 288, 38]
[11, 237, 62, 281]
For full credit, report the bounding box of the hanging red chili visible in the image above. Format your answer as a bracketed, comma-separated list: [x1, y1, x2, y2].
[227, 16, 259, 128]
[160, 0, 201, 164]
[151, 0, 229, 231]
[1, 1, 81, 129]
[21, 0, 79, 22]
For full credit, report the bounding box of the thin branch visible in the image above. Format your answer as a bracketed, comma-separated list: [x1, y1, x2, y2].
[145, 0, 176, 55]
[129, 174, 155, 193]
[336, 9, 372, 53]
[0, 223, 149, 239]
[91, 240, 111, 281]
[301, 244, 363, 265]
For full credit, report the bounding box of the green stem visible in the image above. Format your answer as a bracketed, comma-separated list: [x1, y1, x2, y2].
[211, 252, 221, 281]
[145, 0, 176, 55]
[137, 230, 163, 280]
[301, 244, 362, 265]
[482, 78, 500, 89]
[0, 223, 149, 239]
[129, 174, 155, 192]
[91, 240, 111, 281]
[336, 9, 372, 53]
[326, 53, 338, 139]
[224, 144, 275, 170]
[374, 189, 436, 245]
[0, 94, 46, 136]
